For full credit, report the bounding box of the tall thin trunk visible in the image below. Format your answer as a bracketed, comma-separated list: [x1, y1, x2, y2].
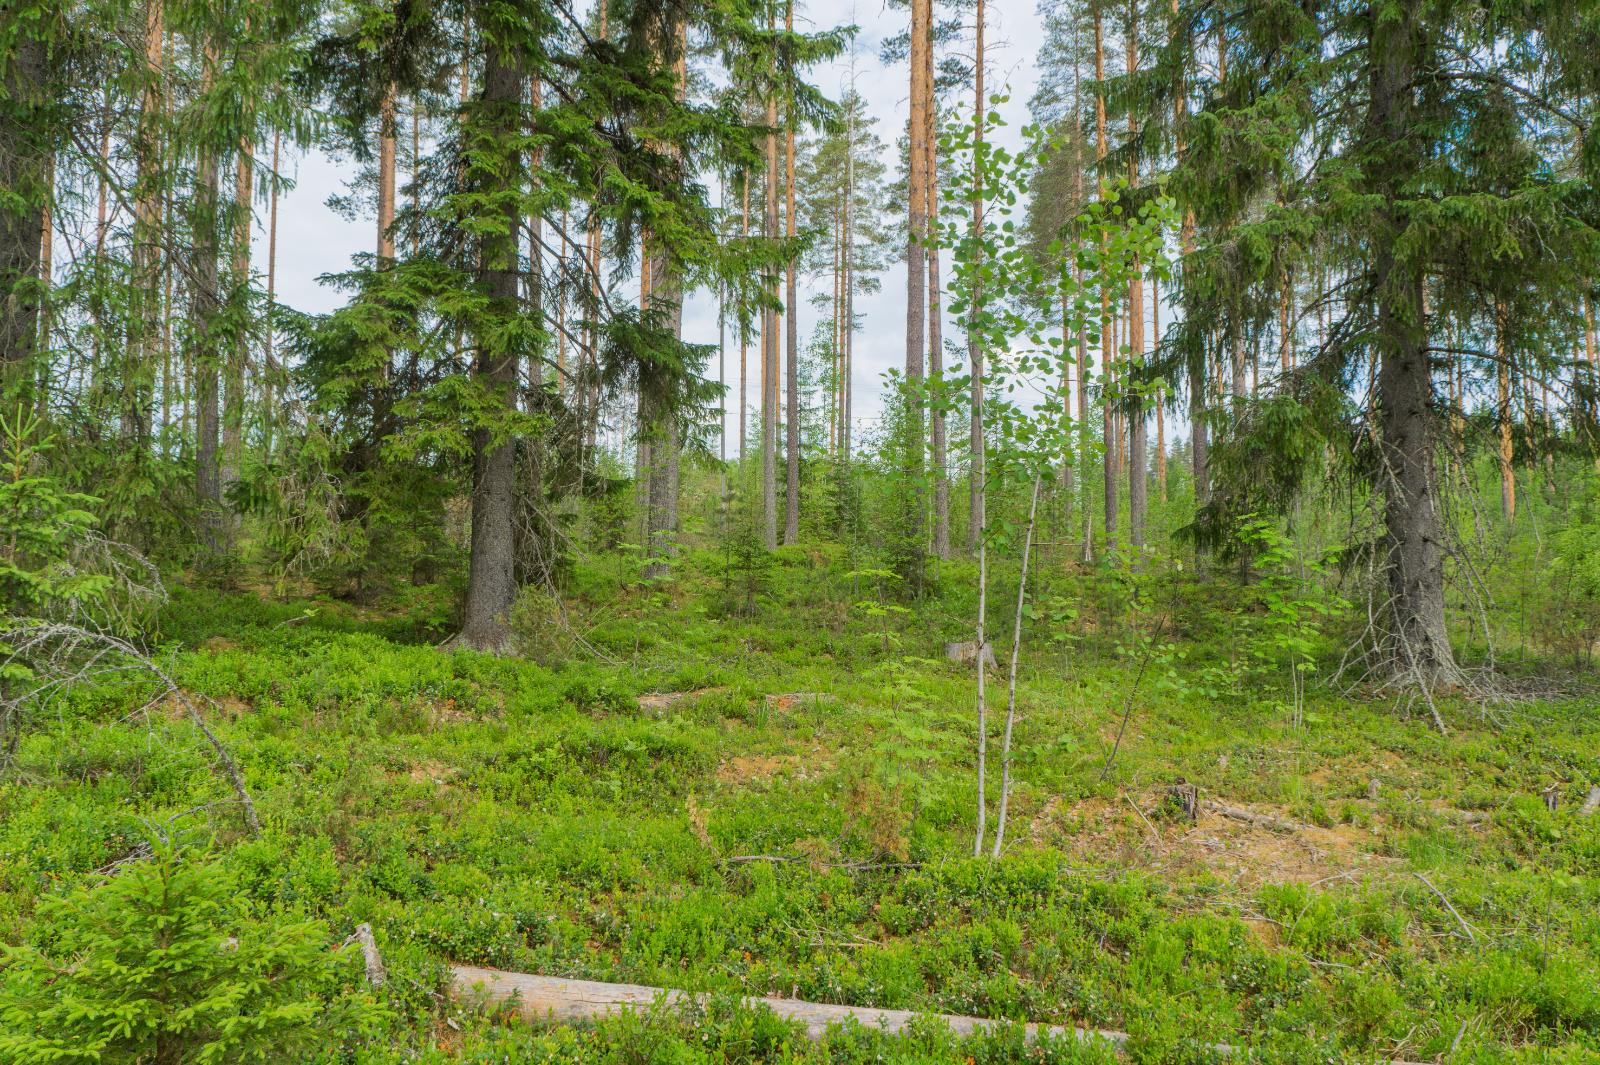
[36, 152, 52, 402]
[223, 140, 252, 490]
[1496, 302, 1515, 522]
[762, 21, 780, 550]
[1154, 275, 1166, 500]
[973, 486, 989, 856]
[1230, 331, 1247, 407]
[926, 10, 948, 558]
[84, 92, 112, 387]
[641, 25, 686, 576]
[831, 198, 843, 455]
[1094, 4, 1115, 552]
[740, 174, 749, 463]
[378, 84, 398, 261]
[719, 274, 727, 465]
[1125, 0, 1146, 553]
[966, 0, 986, 556]
[455, 32, 525, 652]
[556, 208, 567, 396]
[1174, 0, 1205, 508]
[843, 129, 855, 462]
[1059, 286, 1073, 508]
[1279, 264, 1293, 376]
[412, 107, 422, 257]
[127, 0, 165, 439]
[193, 48, 225, 556]
[904, 0, 930, 574]
[527, 76, 543, 409]
[991, 474, 1041, 858]
[264, 130, 280, 456]
[784, 0, 801, 545]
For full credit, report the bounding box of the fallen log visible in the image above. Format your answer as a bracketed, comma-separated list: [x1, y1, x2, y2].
[449, 965, 1435, 1063]
[449, 964, 1126, 1049]
[1202, 800, 1299, 832]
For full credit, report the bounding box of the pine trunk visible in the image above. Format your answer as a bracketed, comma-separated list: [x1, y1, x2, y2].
[905, 0, 931, 574]
[0, 24, 48, 398]
[1094, 5, 1116, 552]
[925, 10, 947, 559]
[1125, 1, 1146, 553]
[1496, 302, 1515, 523]
[455, 32, 524, 653]
[127, 0, 165, 440]
[264, 130, 280, 457]
[784, 1, 800, 545]
[222, 141, 252, 490]
[762, 50, 779, 550]
[378, 84, 397, 261]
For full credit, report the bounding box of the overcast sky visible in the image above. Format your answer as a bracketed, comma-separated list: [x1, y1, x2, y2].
[262, 0, 1047, 450]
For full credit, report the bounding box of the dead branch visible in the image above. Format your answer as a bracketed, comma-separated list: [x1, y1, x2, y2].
[0, 621, 260, 835]
[1413, 871, 1476, 943]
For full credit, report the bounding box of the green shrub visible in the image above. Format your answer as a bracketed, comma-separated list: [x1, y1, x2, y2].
[0, 840, 382, 1063]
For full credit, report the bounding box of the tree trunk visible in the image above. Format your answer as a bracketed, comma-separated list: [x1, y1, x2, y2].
[762, 42, 780, 550]
[264, 129, 280, 457]
[1154, 276, 1166, 500]
[641, 26, 685, 578]
[378, 83, 397, 261]
[127, 0, 165, 441]
[842, 134, 854, 462]
[925, 9, 947, 559]
[1125, 0, 1145, 553]
[1059, 286, 1073, 509]
[784, 0, 800, 545]
[904, 0, 930, 576]
[1366, 6, 1460, 684]
[1496, 302, 1514, 523]
[966, 0, 986, 556]
[223, 140, 252, 491]
[193, 51, 225, 557]
[740, 174, 749, 463]
[1173, 0, 1205, 508]
[454, 31, 524, 653]
[990, 475, 1041, 857]
[0, 25, 48, 399]
[1094, 5, 1116, 552]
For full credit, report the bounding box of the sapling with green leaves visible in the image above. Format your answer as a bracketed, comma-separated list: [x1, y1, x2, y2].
[933, 96, 1173, 855]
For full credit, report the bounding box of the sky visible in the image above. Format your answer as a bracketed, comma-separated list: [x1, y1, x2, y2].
[261, 0, 1048, 452]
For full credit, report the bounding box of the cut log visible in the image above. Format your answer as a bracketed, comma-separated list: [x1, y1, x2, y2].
[448, 965, 1433, 1063]
[1167, 782, 1198, 823]
[450, 964, 1125, 1048]
[945, 640, 997, 668]
[1202, 800, 1298, 832]
[353, 923, 387, 988]
[1580, 787, 1600, 818]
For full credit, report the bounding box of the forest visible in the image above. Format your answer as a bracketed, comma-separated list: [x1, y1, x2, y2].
[2, 0, 1600, 1060]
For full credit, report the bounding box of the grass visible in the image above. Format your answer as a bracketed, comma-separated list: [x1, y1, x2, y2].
[2, 546, 1599, 1063]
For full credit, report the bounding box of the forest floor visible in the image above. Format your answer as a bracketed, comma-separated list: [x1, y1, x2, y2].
[3, 549, 1598, 1063]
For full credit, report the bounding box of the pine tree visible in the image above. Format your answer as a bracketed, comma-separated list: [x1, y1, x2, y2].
[1145, 0, 1600, 684]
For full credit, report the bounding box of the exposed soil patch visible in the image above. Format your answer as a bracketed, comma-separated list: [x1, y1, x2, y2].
[764, 692, 837, 712]
[717, 752, 809, 786]
[1029, 790, 1393, 887]
[638, 687, 724, 713]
